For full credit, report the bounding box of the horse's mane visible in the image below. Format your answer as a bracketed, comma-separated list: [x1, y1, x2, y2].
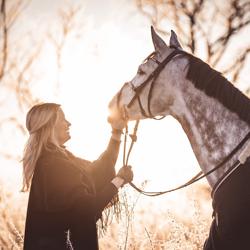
[185, 53, 250, 126]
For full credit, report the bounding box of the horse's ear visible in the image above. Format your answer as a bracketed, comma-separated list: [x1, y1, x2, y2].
[151, 26, 167, 52]
[169, 30, 183, 50]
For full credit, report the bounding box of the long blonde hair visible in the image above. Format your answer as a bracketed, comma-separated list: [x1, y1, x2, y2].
[22, 103, 61, 191]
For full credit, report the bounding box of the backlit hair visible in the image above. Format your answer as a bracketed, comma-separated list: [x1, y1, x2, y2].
[22, 103, 61, 191]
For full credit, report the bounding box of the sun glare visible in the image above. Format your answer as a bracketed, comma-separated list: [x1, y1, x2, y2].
[8, 12, 202, 209]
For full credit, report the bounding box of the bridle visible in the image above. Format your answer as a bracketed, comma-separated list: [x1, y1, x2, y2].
[116, 49, 250, 197]
[126, 49, 187, 120]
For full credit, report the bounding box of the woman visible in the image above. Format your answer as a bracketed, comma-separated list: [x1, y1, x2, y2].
[22, 103, 133, 250]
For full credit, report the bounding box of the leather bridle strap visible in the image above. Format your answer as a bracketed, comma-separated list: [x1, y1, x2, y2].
[127, 49, 186, 119]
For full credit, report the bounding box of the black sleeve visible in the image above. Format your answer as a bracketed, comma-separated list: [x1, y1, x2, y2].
[33, 153, 118, 217]
[71, 182, 118, 218]
[90, 137, 121, 191]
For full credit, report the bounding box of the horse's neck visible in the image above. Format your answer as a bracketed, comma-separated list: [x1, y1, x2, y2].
[172, 80, 250, 188]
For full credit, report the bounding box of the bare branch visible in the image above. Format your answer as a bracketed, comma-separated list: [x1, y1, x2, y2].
[135, 0, 250, 87]
[5, 0, 30, 29]
[48, 3, 83, 93]
[0, 0, 7, 80]
[211, 0, 250, 66]
[15, 43, 43, 112]
[0, 0, 31, 81]
[0, 116, 26, 135]
[222, 46, 250, 82]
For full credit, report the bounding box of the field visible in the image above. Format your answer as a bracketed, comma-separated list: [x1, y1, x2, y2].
[0, 179, 212, 250]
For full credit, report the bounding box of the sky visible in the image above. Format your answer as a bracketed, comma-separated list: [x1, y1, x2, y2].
[1, 0, 206, 213]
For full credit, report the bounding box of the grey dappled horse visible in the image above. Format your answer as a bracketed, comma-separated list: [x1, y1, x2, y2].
[109, 27, 250, 249]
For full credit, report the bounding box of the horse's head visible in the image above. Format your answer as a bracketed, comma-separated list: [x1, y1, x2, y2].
[109, 27, 250, 191]
[108, 27, 187, 121]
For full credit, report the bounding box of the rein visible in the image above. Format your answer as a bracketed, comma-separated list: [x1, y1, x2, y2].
[124, 124, 250, 196]
[117, 48, 250, 196]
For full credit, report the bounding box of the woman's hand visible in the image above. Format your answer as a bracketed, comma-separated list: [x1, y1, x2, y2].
[107, 116, 126, 131]
[107, 106, 127, 131]
[116, 165, 134, 184]
[108, 115, 127, 141]
[111, 166, 134, 189]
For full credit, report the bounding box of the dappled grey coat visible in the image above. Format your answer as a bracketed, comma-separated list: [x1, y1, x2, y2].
[23, 138, 120, 250]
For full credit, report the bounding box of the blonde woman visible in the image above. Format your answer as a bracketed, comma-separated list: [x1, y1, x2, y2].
[22, 103, 133, 250]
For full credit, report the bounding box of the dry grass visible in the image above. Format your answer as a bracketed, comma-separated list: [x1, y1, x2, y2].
[0, 182, 27, 249]
[99, 184, 212, 250]
[0, 181, 212, 250]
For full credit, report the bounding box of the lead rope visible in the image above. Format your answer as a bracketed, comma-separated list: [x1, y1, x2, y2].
[122, 122, 250, 197]
[123, 120, 140, 167]
[122, 121, 203, 196]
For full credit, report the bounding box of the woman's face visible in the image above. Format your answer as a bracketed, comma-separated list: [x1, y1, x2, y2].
[54, 108, 71, 145]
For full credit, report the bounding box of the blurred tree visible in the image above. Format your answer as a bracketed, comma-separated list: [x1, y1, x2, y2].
[0, 0, 83, 160]
[0, 0, 44, 165]
[0, 0, 39, 130]
[0, 0, 7, 80]
[135, 0, 250, 90]
[1, 0, 24, 80]
[48, 2, 83, 94]
[0, 2, 85, 248]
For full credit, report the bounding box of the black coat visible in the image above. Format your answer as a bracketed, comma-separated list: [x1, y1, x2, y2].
[204, 158, 250, 250]
[23, 138, 120, 250]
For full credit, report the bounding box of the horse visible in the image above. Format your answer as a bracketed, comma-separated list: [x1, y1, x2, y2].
[108, 27, 250, 249]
